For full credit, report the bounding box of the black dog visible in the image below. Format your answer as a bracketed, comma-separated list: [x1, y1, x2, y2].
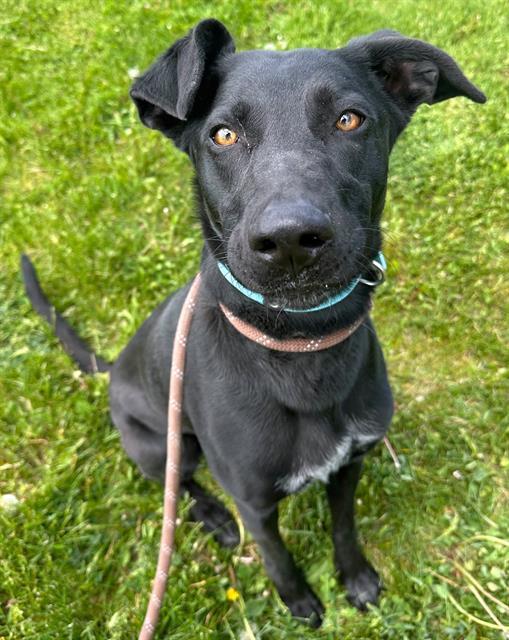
[22, 19, 485, 627]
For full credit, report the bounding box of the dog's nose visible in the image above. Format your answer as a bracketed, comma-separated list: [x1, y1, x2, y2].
[248, 203, 333, 274]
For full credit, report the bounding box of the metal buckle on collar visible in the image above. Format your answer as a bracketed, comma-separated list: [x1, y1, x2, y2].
[359, 253, 387, 287]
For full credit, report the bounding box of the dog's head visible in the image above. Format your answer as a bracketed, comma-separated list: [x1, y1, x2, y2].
[131, 20, 485, 311]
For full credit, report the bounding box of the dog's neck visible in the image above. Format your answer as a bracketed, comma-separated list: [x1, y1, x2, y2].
[199, 247, 375, 340]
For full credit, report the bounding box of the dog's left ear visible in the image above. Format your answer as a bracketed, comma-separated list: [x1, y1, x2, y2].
[346, 31, 486, 115]
[130, 19, 235, 141]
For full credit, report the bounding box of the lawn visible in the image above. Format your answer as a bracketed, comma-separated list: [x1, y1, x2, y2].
[1, 0, 508, 638]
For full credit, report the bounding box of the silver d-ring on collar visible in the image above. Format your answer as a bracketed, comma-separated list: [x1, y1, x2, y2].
[359, 253, 387, 287]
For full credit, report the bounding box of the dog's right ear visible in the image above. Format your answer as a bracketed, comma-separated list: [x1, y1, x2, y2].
[130, 19, 235, 140]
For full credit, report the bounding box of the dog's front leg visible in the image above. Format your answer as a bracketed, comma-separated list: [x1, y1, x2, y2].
[236, 499, 324, 626]
[326, 460, 382, 610]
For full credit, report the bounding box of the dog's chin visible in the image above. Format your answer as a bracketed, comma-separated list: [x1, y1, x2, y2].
[225, 251, 371, 311]
[249, 270, 360, 310]
[263, 283, 342, 309]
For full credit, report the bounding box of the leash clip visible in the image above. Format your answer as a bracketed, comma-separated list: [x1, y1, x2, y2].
[359, 252, 387, 287]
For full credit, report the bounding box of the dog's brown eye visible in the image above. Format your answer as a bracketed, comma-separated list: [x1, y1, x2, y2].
[212, 127, 239, 146]
[335, 111, 364, 132]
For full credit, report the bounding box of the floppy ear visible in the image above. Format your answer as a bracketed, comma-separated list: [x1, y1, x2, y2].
[130, 19, 235, 139]
[346, 31, 486, 115]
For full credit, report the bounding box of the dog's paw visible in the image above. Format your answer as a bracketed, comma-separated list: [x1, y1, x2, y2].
[189, 495, 240, 548]
[341, 562, 382, 611]
[212, 518, 241, 548]
[283, 586, 325, 627]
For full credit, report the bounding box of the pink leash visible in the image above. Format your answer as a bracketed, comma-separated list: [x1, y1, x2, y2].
[138, 274, 201, 640]
[138, 272, 399, 638]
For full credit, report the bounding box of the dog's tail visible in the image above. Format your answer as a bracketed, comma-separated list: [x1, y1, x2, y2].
[21, 254, 112, 374]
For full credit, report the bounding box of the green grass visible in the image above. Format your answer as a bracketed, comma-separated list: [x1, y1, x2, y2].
[1, 1, 508, 638]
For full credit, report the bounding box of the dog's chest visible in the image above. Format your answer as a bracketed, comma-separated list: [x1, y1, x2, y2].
[277, 437, 353, 493]
[276, 413, 383, 494]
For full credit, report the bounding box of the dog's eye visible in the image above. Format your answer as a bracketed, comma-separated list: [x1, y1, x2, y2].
[211, 126, 239, 146]
[335, 111, 364, 132]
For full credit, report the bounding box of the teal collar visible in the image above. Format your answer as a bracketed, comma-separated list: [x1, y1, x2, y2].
[217, 252, 386, 314]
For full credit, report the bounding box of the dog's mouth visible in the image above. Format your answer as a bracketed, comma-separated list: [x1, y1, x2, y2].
[263, 278, 352, 309]
[225, 261, 365, 310]
[219, 248, 385, 311]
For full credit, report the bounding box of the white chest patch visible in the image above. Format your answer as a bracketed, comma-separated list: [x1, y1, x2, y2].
[275, 414, 387, 494]
[276, 437, 353, 494]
